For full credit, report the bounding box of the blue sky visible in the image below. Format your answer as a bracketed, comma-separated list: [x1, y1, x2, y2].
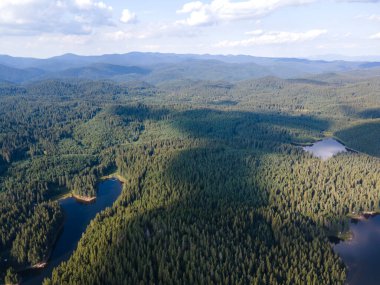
[0, 0, 379, 58]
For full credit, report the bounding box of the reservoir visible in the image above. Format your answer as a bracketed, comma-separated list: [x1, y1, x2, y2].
[22, 178, 123, 285]
[334, 215, 380, 285]
[303, 138, 347, 160]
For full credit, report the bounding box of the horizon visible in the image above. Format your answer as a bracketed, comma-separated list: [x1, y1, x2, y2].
[1, 51, 380, 63]
[0, 0, 379, 58]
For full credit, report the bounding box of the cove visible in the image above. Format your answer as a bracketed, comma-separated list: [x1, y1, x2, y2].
[22, 178, 123, 285]
[303, 138, 347, 160]
[334, 215, 380, 285]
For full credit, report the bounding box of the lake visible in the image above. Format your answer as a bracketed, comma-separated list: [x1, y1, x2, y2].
[334, 215, 380, 285]
[303, 138, 347, 160]
[22, 178, 122, 285]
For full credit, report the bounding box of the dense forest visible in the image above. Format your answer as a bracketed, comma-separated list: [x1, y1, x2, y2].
[0, 73, 379, 284]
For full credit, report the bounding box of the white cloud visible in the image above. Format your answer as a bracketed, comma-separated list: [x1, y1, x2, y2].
[74, 0, 111, 10]
[178, 1, 205, 13]
[245, 29, 264, 36]
[106, 22, 200, 42]
[0, 0, 113, 35]
[369, 32, 380, 39]
[216, 29, 327, 47]
[339, 0, 380, 2]
[365, 14, 380, 21]
[106, 30, 134, 41]
[105, 29, 154, 41]
[355, 14, 380, 21]
[177, 0, 380, 26]
[368, 14, 380, 21]
[177, 0, 314, 26]
[120, 9, 137, 24]
[36, 33, 91, 45]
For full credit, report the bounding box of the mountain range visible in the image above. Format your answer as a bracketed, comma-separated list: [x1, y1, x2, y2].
[0, 52, 379, 84]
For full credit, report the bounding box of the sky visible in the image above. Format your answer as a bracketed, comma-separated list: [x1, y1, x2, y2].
[0, 0, 379, 58]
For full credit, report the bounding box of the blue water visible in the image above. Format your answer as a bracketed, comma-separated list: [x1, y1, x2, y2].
[303, 138, 347, 160]
[334, 215, 380, 285]
[22, 179, 122, 285]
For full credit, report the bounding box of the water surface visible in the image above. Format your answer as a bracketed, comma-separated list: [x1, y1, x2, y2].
[303, 138, 347, 160]
[334, 215, 380, 285]
[22, 179, 122, 285]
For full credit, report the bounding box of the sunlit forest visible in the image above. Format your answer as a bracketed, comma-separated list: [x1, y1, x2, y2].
[0, 72, 379, 284]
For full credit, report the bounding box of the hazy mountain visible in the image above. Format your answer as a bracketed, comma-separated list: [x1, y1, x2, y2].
[53, 63, 150, 80]
[0, 55, 41, 69]
[0, 52, 379, 84]
[0, 64, 45, 83]
[310, 54, 380, 62]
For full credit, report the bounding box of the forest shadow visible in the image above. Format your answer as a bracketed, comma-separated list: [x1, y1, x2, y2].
[109, 106, 334, 233]
[339, 105, 380, 120]
[158, 108, 339, 231]
[171, 108, 330, 146]
[335, 120, 380, 157]
[358, 108, 380, 119]
[47, 107, 346, 284]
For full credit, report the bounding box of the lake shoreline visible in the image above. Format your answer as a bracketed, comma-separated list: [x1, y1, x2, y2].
[19, 178, 123, 285]
[349, 211, 379, 221]
[72, 193, 96, 203]
[331, 137, 361, 154]
[54, 173, 126, 203]
[328, 211, 380, 243]
[101, 173, 127, 184]
[15, 221, 64, 278]
[293, 136, 361, 156]
[333, 211, 380, 285]
[301, 137, 348, 160]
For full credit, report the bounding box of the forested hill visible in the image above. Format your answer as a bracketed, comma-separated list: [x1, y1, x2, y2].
[0, 70, 379, 284]
[0, 52, 380, 83]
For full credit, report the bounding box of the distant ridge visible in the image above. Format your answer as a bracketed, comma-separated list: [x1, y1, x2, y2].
[0, 52, 379, 84]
